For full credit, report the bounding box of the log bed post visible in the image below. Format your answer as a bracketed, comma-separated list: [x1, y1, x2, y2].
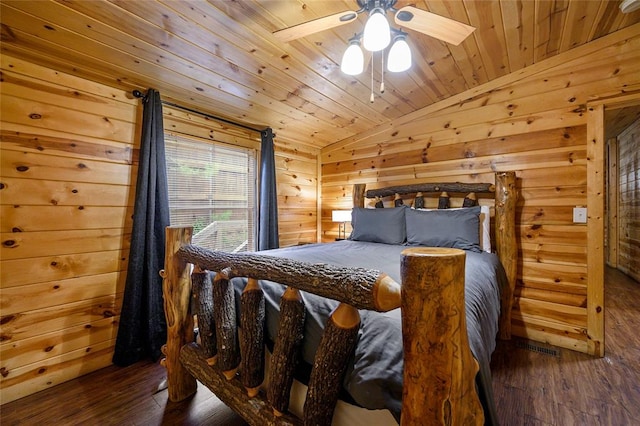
[400, 247, 483, 426]
[495, 171, 517, 339]
[161, 226, 197, 402]
[353, 183, 366, 208]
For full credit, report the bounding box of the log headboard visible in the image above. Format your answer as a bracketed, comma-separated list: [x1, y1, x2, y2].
[351, 171, 517, 339]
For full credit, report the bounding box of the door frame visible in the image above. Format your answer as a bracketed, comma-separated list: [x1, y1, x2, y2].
[586, 92, 640, 357]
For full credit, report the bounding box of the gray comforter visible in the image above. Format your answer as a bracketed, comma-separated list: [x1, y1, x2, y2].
[229, 240, 505, 425]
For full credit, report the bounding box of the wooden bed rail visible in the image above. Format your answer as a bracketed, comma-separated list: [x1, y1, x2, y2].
[176, 244, 402, 311]
[161, 227, 486, 425]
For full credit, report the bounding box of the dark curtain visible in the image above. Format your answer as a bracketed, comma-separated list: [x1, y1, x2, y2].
[258, 127, 279, 250]
[113, 89, 170, 366]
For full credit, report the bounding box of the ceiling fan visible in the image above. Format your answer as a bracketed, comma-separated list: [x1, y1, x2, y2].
[273, 0, 475, 46]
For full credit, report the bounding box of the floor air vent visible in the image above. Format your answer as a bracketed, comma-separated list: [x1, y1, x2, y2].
[515, 340, 561, 358]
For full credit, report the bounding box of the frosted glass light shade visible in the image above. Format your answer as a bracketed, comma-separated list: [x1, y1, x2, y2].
[332, 210, 352, 222]
[387, 37, 412, 72]
[341, 42, 364, 75]
[362, 9, 390, 52]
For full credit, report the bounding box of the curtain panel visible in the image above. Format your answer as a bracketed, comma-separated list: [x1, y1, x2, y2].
[258, 128, 279, 250]
[113, 89, 170, 366]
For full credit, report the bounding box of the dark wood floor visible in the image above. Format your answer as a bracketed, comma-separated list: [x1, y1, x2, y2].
[2, 267, 638, 425]
[491, 267, 640, 425]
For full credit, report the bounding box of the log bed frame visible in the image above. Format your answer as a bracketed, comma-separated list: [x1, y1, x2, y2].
[160, 171, 517, 426]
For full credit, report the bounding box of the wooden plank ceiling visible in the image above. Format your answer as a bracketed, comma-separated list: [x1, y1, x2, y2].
[1, 0, 639, 149]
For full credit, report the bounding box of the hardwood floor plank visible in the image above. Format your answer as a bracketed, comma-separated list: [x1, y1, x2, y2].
[490, 267, 640, 425]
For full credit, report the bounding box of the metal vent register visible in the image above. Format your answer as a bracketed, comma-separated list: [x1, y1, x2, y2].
[515, 340, 561, 358]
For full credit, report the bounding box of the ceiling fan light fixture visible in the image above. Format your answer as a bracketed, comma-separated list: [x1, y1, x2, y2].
[363, 8, 390, 51]
[620, 0, 640, 13]
[341, 39, 364, 75]
[387, 34, 411, 72]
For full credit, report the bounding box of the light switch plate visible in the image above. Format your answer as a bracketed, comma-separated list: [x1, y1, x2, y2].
[573, 207, 587, 223]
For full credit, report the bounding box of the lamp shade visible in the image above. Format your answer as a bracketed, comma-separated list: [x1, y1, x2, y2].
[363, 9, 390, 52]
[387, 36, 412, 72]
[341, 41, 364, 75]
[332, 210, 352, 222]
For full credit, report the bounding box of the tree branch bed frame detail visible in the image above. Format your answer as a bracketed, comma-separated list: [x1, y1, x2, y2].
[161, 171, 517, 426]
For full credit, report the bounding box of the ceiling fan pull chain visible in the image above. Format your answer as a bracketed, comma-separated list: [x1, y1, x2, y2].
[370, 52, 375, 103]
[380, 52, 385, 94]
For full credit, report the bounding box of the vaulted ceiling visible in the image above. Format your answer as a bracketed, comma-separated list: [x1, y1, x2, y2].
[2, 1, 639, 148]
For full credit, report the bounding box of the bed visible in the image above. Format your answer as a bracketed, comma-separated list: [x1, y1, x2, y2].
[160, 171, 518, 426]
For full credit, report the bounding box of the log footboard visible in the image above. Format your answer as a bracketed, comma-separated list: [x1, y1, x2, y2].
[161, 227, 484, 425]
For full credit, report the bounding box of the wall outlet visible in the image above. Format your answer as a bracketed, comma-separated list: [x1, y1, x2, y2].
[573, 207, 587, 223]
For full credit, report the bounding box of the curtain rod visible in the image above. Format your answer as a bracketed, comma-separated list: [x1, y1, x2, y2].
[132, 89, 267, 134]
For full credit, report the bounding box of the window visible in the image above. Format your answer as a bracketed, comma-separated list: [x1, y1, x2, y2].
[165, 133, 257, 252]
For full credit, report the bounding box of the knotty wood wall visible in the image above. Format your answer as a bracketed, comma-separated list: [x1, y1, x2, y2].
[0, 55, 136, 404]
[616, 118, 639, 281]
[320, 27, 640, 355]
[0, 55, 318, 403]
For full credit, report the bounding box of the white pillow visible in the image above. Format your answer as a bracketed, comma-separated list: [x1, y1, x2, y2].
[414, 205, 491, 253]
[478, 205, 491, 253]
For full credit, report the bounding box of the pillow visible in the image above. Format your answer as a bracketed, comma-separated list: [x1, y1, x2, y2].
[349, 206, 406, 244]
[478, 205, 491, 253]
[405, 206, 482, 252]
[414, 205, 491, 253]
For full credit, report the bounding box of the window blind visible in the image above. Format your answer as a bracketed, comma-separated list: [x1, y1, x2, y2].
[165, 133, 257, 252]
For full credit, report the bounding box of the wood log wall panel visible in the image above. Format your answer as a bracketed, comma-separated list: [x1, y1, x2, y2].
[520, 242, 587, 267]
[272, 143, 318, 246]
[323, 126, 586, 165]
[0, 178, 135, 207]
[0, 343, 115, 403]
[0, 295, 121, 342]
[1, 206, 134, 233]
[1, 73, 139, 124]
[519, 263, 587, 295]
[1, 272, 126, 317]
[1, 149, 136, 186]
[515, 287, 586, 308]
[510, 317, 589, 353]
[1, 94, 136, 143]
[323, 144, 586, 187]
[322, 108, 589, 167]
[0, 124, 136, 160]
[616, 118, 639, 281]
[1, 250, 128, 288]
[0, 317, 118, 370]
[0, 230, 131, 261]
[0, 55, 138, 403]
[321, 30, 640, 354]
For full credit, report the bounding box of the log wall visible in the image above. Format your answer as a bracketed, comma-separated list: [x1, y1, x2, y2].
[616, 118, 640, 281]
[320, 27, 640, 355]
[0, 55, 136, 404]
[0, 55, 318, 404]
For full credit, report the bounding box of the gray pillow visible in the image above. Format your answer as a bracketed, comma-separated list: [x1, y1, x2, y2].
[349, 206, 407, 244]
[405, 206, 482, 252]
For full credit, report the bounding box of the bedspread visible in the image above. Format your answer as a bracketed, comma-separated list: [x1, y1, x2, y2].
[226, 240, 505, 424]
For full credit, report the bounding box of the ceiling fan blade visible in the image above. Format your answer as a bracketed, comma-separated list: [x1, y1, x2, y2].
[273, 10, 358, 43]
[394, 6, 475, 46]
